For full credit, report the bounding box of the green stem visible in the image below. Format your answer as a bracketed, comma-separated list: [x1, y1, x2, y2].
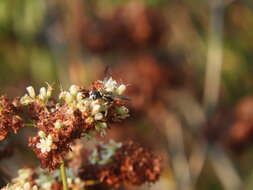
[60, 161, 69, 190]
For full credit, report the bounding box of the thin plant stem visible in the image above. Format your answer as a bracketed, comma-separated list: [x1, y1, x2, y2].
[60, 161, 69, 190]
[165, 111, 193, 190]
[203, 0, 224, 114]
[189, 1, 242, 188]
[190, 0, 225, 183]
[24, 123, 34, 127]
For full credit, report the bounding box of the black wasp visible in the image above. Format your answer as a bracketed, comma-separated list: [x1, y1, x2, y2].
[90, 66, 130, 102]
[89, 90, 130, 102]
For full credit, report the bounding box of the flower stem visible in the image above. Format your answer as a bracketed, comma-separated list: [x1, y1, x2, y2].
[24, 123, 34, 127]
[60, 161, 69, 190]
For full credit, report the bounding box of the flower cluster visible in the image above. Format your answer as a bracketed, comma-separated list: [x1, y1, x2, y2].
[24, 78, 129, 170]
[2, 168, 37, 190]
[0, 96, 24, 140]
[89, 140, 122, 165]
[2, 167, 84, 190]
[79, 140, 162, 188]
[20, 85, 53, 107]
[0, 76, 163, 190]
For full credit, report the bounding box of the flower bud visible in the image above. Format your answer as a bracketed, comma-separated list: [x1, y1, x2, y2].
[26, 86, 36, 98]
[20, 94, 33, 105]
[46, 85, 53, 98]
[54, 121, 63, 129]
[92, 104, 101, 115]
[65, 92, 73, 104]
[104, 77, 117, 92]
[117, 106, 129, 115]
[39, 87, 47, 100]
[95, 122, 107, 136]
[38, 131, 46, 138]
[95, 122, 107, 130]
[48, 135, 53, 141]
[24, 182, 31, 190]
[85, 117, 94, 124]
[76, 92, 83, 102]
[116, 84, 126, 95]
[69, 85, 79, 96]
[94, 112, 103, 120]
[59, 91, 66, 100]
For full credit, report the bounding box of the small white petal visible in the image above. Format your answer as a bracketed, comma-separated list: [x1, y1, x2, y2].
[94, 113, 103, 120]
[65, 92, 73, 104]
[26, 86, 36, 98]
[38, 131, 46, 138]
[116, 84, 126, 95]
[46, 85, 53, 97]
[92, 104, 101, 115]
[20, 94, 33, 105]
[69, 85, 79, 96]
[54, 121, 63, 129]
[24, 182, 31, 190]
[76, 92, 83, 102]
[39, 87, 47, 98]
[104, 77, 117, 92]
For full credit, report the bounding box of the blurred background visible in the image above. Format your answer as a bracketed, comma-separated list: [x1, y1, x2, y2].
[1, 0, 253, 189]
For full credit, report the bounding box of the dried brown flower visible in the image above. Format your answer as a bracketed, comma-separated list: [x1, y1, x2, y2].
[226, 96, 253, 150]
[79, 140, 162, 188]
[0, 96, 24, 140]
[81, 2, 167, 53]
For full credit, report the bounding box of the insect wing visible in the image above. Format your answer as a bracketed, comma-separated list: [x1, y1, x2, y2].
[111, 94, 131, 101]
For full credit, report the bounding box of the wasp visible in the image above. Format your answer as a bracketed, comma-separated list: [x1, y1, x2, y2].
[89, 90, 130, 102]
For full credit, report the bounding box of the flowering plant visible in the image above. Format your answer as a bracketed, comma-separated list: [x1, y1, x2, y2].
[0, 77, 161, 190]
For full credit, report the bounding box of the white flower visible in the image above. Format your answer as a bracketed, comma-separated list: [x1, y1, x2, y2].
[103, 77, 118, 92]
[65, 92, 73, 104]
[89, 140, 122, 165]
[26, 86, 36, 98]
[69, 85, 80, 96]
[20, 94, 33, 105]
[46, 84, 53, 98]
[77, 102, 88, 112]
[23, 182, 31, 190]
[116, 106, 129, 119]
[85, 117, 94, 124]
[38, 131, 46, 138]
[67, 178, 73, 185]
[89, 149, 99, 165]
[17, 168, 33, 181]
[59, 91, 67, 100]
[35, 168, 54, 189]
[54, 120, 63, 129]
[59, 91, 74, 104]
[95, 122, 107, 136]
[94, 113, 103, 120]
[38, 87, 47, 100]
[15, 186, 23, 190]
[36, 135, 54, 153]
[32, 185, 38, 190]
[116, 84, 126, 95]
[76, 92, 83, 102]
[74, 178, 82, 184]
[91, 104, 101, 115]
